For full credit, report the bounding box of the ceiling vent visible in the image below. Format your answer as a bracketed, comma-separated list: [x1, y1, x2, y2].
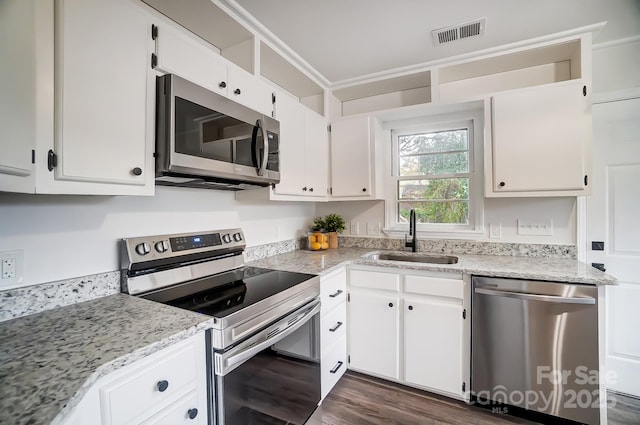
[432, 18, 486, 46]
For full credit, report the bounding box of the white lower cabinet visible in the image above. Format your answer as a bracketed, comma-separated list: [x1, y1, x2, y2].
[59, 332, 208, 425]
[319, 268, 348, 400]
[347, 267, 470, 401]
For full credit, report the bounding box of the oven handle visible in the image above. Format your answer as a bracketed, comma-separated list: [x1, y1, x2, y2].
[216, 300, 320, 375]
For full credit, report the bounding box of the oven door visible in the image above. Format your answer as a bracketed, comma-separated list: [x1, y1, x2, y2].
[213, 299, 321, 425]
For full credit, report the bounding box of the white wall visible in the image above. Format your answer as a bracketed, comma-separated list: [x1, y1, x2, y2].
[592, 38, 640, 93]
[0, 186, 315, 288]
[317, 197, 576, 244]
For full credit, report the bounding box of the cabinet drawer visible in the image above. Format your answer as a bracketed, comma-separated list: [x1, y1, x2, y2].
[321, 269, 347, 311]
[141, 391, 205, 425]
[350, 269, 400, 292]
[321, 333, 347, 400]
[321, 301, 346, 353]
[404, 275, 464, 299]
[100, 341, 200, 425]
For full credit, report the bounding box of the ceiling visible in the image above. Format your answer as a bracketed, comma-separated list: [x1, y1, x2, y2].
[232, 0, 640, 84]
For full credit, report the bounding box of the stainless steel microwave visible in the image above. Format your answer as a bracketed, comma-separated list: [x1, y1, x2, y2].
[155, 74, 279, 190]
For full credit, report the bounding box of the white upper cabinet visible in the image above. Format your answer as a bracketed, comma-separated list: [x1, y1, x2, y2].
[52, 0, 153, 192]
[0, 0, 37, 193]
[271, 90, 328, 199]
[329, 116, 383, 200]
[488, 80, 590, 196]
[154, 23, 228, 97]
[154, 20, 272, 117]
[0, 0, 155, 195]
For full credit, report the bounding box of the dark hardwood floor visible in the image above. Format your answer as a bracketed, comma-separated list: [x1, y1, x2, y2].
[307, 372, 640, 425]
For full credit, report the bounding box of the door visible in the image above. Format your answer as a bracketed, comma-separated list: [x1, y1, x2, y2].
[347, 291, 399, 379]
[491, 81, 587, 193]
[56, 0, 151, 186]
[404, 298, 463, 396]
[305, 110, 328, 196]
[330, 116, 373, 197]
[272, 91, 306, 196]
[586, 96, 640, 397]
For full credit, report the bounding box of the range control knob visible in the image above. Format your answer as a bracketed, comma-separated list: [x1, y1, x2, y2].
[135, 242, 151, 256]
[154, 240, 169, 253]
[233, 233, 243, 242]
[222, 234, 232, 244]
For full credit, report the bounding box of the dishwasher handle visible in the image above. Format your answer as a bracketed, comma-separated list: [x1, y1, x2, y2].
[474, 288, 595, 305]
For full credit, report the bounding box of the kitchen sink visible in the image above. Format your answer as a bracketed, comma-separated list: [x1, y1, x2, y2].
[367, 252, 458, 264]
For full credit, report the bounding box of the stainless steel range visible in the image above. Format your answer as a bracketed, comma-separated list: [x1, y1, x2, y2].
[120, 229, 321, 425]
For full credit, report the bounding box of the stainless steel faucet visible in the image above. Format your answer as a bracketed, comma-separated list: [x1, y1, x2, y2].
[405, 209, 417, 252]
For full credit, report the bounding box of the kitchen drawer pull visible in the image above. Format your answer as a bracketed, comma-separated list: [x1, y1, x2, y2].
[329, 289, 343, 298]
[188, 408, 198, 419]
[329, 321, 343, 332]
[474, 288, 596, 305]
[156, 380, 169, 392]
[330, 361, 344, 374]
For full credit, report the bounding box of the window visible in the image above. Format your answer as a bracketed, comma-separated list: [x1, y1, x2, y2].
[385, 111, 483, 236]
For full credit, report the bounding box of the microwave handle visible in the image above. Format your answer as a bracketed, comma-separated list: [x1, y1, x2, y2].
[254, 119, 268, 176]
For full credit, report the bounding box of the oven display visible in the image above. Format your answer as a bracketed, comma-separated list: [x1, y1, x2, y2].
[170, 233, 222, 251]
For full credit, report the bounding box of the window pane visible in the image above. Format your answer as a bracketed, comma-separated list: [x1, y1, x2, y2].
[399, 152, 469, 176]
[398, 129, 468, 155]
[398, 201, 469, 224]
[398, 178, 469, 201]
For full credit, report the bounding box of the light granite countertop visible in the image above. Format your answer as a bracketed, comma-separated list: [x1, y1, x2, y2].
[0, 246, 615, 425]
[0, 294, 214, 425]
[247, 248, 617, 285]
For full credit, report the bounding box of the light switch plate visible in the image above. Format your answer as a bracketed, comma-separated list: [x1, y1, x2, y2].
[489, 224, 501, 239]
[366, 222, 380, 236]
[517, 219, 553, 236]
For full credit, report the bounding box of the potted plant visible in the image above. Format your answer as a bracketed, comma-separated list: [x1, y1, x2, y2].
[321, 213, 346, 249]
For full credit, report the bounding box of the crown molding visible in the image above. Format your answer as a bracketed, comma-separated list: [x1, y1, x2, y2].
[216, 0, 331, 88]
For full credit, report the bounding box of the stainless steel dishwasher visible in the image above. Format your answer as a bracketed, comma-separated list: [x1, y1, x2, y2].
[471, 276, 601, 425]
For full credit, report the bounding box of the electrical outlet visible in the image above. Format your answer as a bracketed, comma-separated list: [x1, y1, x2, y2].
[0, 250, 24, 286]
[350, 221, 359, 235]
[489, 224, 501, 239]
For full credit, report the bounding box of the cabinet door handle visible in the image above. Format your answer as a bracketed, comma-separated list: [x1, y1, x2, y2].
[408, 305, 413, 311]
[362, 187, 367, 192]
[388, 302, 394, 308]
[499, 181, 505, 187]
[131, 167, 142, 176]
[330, 361, 344, 374]
[329, 289, 343, 298]
[187, 408, 198, 419]
[219, 81, 227, 88]
[329, 321, 343, 332]
[309, 187, 314, 192]
[234, 88, 241, 95]
[156, 380, 169, 392]
[302, 186, 308, 191]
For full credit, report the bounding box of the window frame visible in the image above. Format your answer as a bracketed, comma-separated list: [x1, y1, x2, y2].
[383, 110, 484, 238]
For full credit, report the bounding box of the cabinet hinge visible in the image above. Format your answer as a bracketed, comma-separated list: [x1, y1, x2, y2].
[151, 53, 158, 69]
[584, 175, 588, 186]
[347, 293, 350, 302]
[47, 150, 57, 171]
[272, 93, 276, 104]
[462, 309, 466, 320]
[327, 124, 331, 133]
[583, 85, 587, 97]
[462, 382, 466, 392]
[329, 187, 333, 195]
[151, 24, 158, 40]
[31, 149, 35, 164]
[347, 355, 351, 364]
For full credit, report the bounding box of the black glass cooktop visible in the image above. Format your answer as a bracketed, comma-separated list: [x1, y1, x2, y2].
[140, 266, 316, 318]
